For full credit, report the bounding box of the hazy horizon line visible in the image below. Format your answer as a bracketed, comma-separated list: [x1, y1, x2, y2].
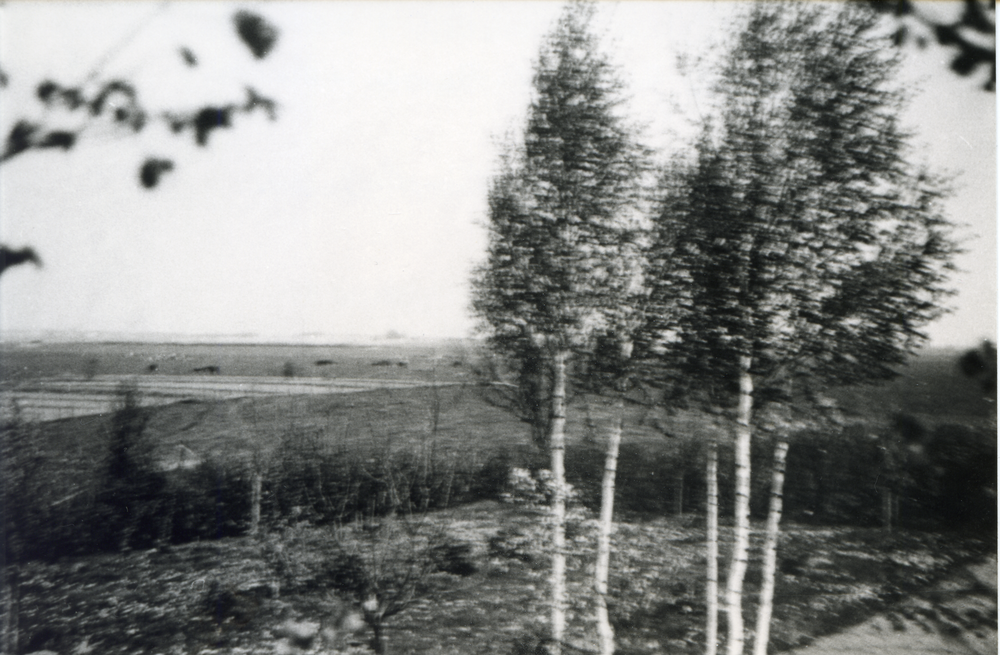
[0, 328, 987, 353]
[0, 328, 477, 347]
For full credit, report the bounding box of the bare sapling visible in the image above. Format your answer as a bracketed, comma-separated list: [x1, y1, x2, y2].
[244, 400, 268, 537]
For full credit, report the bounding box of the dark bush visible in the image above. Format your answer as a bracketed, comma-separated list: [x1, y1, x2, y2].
[202, 579, 267, 627]
[1, 407, 104, 562]
[430, 540, 478, 576]
[468, 450, 516, 501]
[509, 629, 552, 655]
[917, 423, 997, 533]
[783, 426, 885, 526]
[488, 526, 539, 565]
[166, 461, 251, 542]
[93, 384, 169, 552]
[261, 427, 525, 528]
[566, 439, 699, 517]
[314, 549, 368, 595]
[2, 401, 526, 563]
[557, 416, 993, 536]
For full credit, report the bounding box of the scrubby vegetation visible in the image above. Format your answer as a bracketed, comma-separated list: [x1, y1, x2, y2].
[6, 386, 991, 567]
[1, 387, 521, 563]
[3, 501, 993, 655]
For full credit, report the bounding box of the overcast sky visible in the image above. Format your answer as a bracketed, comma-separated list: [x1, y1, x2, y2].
[0, 1, 994, 347]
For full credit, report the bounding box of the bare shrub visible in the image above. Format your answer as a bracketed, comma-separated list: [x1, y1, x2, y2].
[262, 518, 472, 655]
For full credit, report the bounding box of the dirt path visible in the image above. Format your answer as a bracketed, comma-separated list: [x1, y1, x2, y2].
[789, 556, 997, 655]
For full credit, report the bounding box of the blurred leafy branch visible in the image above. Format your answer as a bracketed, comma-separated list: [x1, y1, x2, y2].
[869, 0, 995, 91]
[0, 7, 280, 275]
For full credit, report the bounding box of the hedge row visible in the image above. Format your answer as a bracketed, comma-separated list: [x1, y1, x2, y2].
[2, 398, 993, 565]
[564, 420, 996, 534]
[1, 395, 518, 563]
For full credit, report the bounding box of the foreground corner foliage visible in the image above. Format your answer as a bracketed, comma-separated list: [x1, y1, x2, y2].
[0, 8, 280, 276]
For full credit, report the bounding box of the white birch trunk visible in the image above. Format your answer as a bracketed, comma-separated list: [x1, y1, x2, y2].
[595, 396, 624, 655]
[550, 350, 569, 654]
[726, 355, 754, 655]
[249, 470, 263, 536]
[706, 430, 719, 655]
[752, 439, 789, 655]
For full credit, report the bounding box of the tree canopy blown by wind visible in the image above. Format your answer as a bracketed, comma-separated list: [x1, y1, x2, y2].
[650, 4, 959, 653]
[472, 3, 651, 652]
[869, 0, 995, 91]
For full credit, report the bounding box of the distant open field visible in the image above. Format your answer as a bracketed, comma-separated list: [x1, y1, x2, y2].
[0, 339, 475, 422]
[2, 340, 992, 421]
[0, 339, 992, 435]
[0, 339, 474, 382]
[1, 375, 450, 423]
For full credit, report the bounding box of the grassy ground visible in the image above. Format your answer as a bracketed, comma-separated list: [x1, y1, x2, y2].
[8, 384, 534, 501]
[8, 501, 993, 655]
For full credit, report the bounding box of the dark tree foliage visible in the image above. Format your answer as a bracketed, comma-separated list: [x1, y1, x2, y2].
[94, 384, 168, 552]
[471, 0, 652, 431]
[958, 339, 997, 396]
[472, 2, 650, 359]
[0, 9, 280, 274]
[658, 3, 958, 400]
[179, 47, 199, 67]
[234, 10, 280, 60]
[139, 158, 175, 189]
[0, 10, 278, 168]
[869, 0, 995, 91]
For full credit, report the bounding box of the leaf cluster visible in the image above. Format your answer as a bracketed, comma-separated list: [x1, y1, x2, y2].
[472, 2, 652, 357]
[0, 10, 280, 188]
[870, 0, 995, 91]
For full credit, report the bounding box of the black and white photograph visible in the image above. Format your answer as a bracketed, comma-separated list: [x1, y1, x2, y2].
[0, 2, 995, 654]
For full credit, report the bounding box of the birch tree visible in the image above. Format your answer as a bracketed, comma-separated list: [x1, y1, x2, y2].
[648, 136, 729, 655]
[472, 4, 649, 651]
[656, 5, 958, 654]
